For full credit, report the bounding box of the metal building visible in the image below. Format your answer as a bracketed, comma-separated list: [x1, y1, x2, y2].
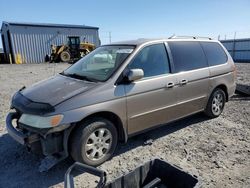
[1, 22, 100, 64]
[221, 38, 250, 62]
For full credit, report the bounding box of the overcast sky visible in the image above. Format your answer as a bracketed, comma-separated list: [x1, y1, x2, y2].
[0, 0, 250, 47]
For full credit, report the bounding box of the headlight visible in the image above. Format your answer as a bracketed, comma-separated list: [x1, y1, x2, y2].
[19, 114, 64, 128]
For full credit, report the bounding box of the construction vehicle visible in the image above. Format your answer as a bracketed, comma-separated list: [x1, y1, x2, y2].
[50, 36, 95, 63]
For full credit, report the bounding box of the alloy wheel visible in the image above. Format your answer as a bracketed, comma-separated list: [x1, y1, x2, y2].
[212, 91, 224, 116]
[85, 128, 112, 161]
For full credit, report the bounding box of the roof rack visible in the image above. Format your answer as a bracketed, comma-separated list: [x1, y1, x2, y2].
[168, 35, 212, 40]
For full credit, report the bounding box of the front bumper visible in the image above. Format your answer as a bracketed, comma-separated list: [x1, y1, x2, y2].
[6, 112, 75, 171]
[6, 112, 39, 145]
[6, 112, 71, 156]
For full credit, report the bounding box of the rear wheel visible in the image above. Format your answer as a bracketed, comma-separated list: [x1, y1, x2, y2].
[69, 118, 118, 166]
[60, 51, 71, 62]
[204, 88, 226, 118]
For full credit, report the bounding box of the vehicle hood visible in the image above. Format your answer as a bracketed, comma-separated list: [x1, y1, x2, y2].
[21, 74, 98, 106]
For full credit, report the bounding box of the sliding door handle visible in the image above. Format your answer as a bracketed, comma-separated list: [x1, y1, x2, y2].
[166, 82, 175, 88]
[179, 79, 188, 85]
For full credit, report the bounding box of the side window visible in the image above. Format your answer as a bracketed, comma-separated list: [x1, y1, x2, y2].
[129, 43, 170, 78]
[200, 42, 228, 66]
[168, 41, 207, 72]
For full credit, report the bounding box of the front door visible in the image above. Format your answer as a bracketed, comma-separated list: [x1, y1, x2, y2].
[124, 43, 179, 134]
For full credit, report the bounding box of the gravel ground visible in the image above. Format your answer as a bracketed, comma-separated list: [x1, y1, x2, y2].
[0, 63, 249, 188]
[236, 63, 250, 85]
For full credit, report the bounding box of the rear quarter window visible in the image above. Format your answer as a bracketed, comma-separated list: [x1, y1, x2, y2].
[200, 42, 228, 66]
[168, 41, 207, 73]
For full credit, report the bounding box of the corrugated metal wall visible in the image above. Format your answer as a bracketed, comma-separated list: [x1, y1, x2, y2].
[2, 23, 99, 63]
[221, 38, 250, 62]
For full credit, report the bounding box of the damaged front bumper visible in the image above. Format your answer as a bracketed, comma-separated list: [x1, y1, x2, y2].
[6, 112, 74, 171]
[6, 112, 40, 146]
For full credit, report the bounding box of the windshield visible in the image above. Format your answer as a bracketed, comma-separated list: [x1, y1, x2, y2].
[63, 45, 135, 81]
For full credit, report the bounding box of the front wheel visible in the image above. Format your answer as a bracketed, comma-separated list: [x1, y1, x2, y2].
[69, 118, 118, 166]
[204, 88, 226, 118]
[60, 51, 71, 62]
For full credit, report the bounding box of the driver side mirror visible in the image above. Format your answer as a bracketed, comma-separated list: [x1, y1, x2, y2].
[127, 69, 144, 82]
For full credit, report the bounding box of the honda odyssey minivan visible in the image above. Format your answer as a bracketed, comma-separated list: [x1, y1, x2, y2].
[6, 37, 236, 169]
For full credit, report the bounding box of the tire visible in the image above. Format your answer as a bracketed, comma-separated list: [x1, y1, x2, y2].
[69, 118, 118, 166]
[60, 51, 71, 62]
[204, 88, 226, 118]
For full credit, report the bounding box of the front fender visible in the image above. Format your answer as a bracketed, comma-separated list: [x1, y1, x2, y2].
[59, 97, 127, 133]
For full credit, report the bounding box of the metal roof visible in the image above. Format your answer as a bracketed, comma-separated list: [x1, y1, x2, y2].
[220, 38, 250, 42]
[2, 21, 99, 30]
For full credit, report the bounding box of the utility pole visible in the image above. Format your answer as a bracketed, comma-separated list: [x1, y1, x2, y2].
[109, 31, 112, 44]
[234, 31, 237, 40]
[218, 35, 220, 40]
[232, 31, 237, 61]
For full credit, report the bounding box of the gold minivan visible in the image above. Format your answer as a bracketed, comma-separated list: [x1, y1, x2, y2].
[7, 37, 236, 170]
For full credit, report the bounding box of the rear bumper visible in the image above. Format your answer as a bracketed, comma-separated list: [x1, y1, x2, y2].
[6, 112, 39, 145]
[228, 82, 236, 98]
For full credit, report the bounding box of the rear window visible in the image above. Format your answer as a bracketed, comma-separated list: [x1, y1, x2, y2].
[168, 41, 207, 72]
[200, 42, 228, 66]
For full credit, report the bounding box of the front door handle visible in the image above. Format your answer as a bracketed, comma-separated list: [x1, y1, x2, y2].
[166, 82, 175, 88]
[179, 79, 188, 86]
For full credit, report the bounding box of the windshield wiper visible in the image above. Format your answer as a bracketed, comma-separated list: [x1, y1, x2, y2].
[60, 72, 97, 82]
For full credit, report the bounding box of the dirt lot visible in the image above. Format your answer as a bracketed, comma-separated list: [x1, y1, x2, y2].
[0, 63, 249, 188]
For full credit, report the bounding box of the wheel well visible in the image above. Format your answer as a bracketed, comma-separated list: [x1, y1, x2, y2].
[214, 84, 228, 101]
[70, 112, 126, 143]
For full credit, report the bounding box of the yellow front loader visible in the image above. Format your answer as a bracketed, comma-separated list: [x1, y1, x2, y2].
[50, 36, 95, 63]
